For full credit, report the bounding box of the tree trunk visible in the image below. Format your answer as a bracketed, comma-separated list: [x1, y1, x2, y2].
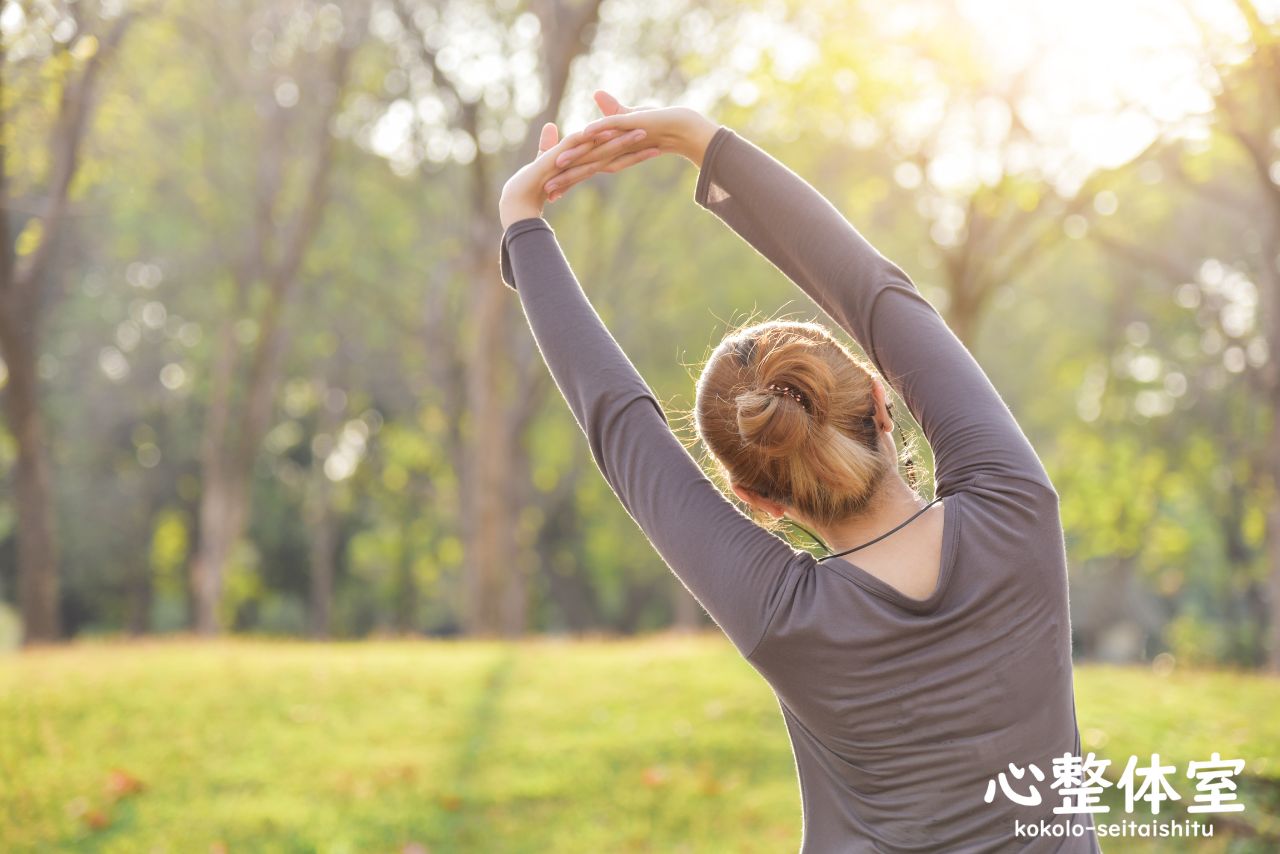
[190, 464, 246, 634]
[1266, 274, 1280, 672]
[0, 328, 60, 643]
[401, 0, 603, 639]
[306, 487, 337, 639]
[502, 418, 534, 635]
[184, 24, 358, 633]
[305, 378, 343, 639]
[0, 12, 136, 644]
[462, 247, 519, 636]
[127, 502, 153, 636]
[395, 521, 419, 633]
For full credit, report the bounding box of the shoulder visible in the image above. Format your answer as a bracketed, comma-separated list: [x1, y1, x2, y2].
[944, 474, 1066, 595]
[943, 472, 1059, 530]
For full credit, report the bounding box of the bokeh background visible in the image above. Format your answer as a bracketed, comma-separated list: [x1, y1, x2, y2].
[2, 0, 1279, 851]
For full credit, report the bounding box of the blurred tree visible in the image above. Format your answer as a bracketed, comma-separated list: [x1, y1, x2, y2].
[304, 370, 345, 638]
[375, 0, 777, 636]
[175, 0, 365, 634]
[380, 0, 606, 636]
[1186, 0, 1280, 672]
[0, 1, 137, 642]
[1, 0, 1272, 661]
[774, 0, 1136, 347]
[1086, 0, 1278, 668]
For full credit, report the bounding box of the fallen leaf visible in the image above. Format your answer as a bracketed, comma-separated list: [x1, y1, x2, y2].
[641, 765, 669, 788]
[105, 768, 146, 799]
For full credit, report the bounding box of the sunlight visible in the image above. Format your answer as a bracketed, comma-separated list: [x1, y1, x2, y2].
[956, 0, 1271, 168]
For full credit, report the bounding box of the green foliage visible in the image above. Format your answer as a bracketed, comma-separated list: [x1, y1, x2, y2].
[0, 0, 1274, 663]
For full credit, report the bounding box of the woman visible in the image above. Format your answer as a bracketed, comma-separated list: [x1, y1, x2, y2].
[498, 91, 1100, 853]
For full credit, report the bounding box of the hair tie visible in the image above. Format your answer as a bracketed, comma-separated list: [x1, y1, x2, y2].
[768, 382, 809, 411]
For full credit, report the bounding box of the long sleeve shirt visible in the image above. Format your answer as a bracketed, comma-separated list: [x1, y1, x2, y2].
[499, 125, 1099, 853]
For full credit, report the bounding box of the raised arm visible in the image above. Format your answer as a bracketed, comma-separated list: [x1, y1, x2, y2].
[553, 104, 1055, 501]
[496, 134, 803, 658]
[498, 220, 802, 656]
[689, 127, 1055, 499]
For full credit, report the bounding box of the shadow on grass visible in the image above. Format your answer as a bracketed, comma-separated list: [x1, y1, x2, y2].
[434, 647, 519, 851]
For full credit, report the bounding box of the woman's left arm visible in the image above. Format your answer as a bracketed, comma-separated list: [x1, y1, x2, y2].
[499, 218, 804, 658]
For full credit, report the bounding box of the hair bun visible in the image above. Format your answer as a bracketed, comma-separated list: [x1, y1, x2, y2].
[696, 319, 895, 526]
[735, 335, 832, 458]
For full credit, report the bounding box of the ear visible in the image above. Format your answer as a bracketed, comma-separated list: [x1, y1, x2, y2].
[731, 482, 788, 519]
[870, 378, 893, 434]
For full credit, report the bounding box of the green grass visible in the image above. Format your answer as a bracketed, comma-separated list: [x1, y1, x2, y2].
[1, 636, 1277, 853]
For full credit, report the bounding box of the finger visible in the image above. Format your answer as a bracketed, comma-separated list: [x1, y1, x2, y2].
[547, 141, 653, 197]
[579, 112, 646, 137]
[554, 126, 646, 172]
[600, 145, 661, 174]
[538, 121, 559, 153]
[593, 89, 630, 117]
[553, 128, 624, 168]
[547, 146, 662, 201]
[556, 124, 628, 151]
[544, 130, 647, 192]
[545, 158, 603, 195]
[530, 126, 600, 173]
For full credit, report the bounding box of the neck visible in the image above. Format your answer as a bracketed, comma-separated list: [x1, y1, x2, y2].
[810, 473, 928, 555]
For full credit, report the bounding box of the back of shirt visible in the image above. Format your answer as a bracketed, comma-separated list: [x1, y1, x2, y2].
[751, 485, 1086, 849]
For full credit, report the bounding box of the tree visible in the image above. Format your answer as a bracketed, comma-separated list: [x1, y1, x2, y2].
[380, 0, 605, 636]
[0, 2, 137, 643]
[1087, 0, 1280, 668]
[1198, 1, 1280, 672]
[177, 1, 366, 633]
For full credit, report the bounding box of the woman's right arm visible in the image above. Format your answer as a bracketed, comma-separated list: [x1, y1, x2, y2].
[556, 113, 1055, 502]
[688, 126, 1055, 501]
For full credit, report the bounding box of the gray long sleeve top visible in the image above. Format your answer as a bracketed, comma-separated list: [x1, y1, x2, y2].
[499, 126, 1100, 853]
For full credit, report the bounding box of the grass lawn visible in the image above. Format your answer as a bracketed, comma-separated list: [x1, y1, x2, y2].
[2, 635, 1278, 853]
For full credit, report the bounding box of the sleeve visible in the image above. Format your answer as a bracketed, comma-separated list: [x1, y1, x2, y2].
[693, 126, 1056, 500]
[499, 217, 804, 658]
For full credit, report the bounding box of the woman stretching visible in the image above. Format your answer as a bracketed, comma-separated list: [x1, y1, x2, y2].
[498, 91, 1099, 853]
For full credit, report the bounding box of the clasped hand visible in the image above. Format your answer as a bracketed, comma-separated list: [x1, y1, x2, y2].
[498, 90, 717, 229]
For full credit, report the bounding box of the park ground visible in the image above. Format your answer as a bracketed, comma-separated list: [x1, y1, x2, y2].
[2, 635, 1279, 853]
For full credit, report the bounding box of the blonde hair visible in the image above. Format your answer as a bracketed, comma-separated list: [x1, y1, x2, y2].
[691, 319, 913, 529]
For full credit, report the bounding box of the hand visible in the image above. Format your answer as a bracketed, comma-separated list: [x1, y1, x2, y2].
[498, 119, 659, 227]
[542, 91, 718, 201]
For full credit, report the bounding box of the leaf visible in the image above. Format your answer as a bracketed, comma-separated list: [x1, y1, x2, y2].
[105, 768, 145, 799]
[641, 765, 669, 788]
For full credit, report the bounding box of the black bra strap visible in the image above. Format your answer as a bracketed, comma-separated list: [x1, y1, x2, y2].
[815, 496, 944, 563]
